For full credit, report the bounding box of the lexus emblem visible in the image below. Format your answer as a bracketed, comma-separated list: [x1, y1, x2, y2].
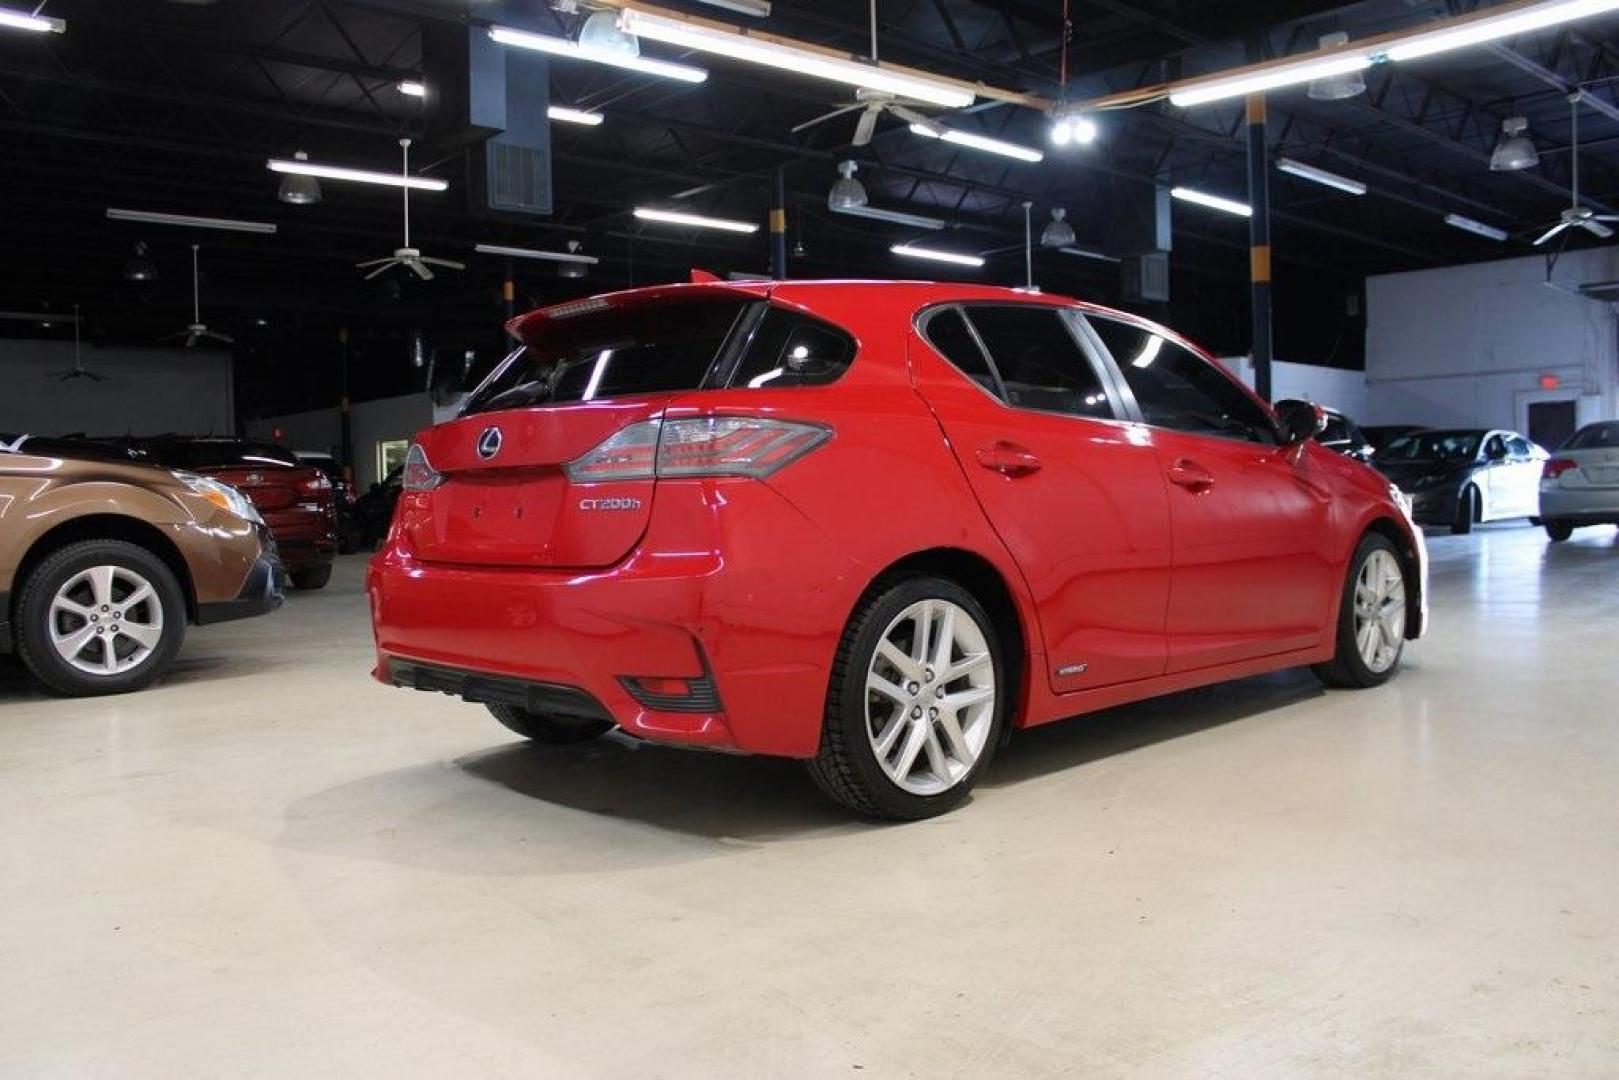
[246, 472, 263, 485]
[476, 426, 503, 460]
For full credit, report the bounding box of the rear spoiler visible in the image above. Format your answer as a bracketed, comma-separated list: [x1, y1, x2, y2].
[504, 280, 774, 346]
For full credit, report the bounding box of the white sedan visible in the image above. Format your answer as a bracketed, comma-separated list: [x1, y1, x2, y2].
[1540, 421, 1619, 541]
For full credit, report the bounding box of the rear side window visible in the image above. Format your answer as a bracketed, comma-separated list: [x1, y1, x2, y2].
[465, 299, 748, 414]
[1089, 316, 1277, 444]
[729, 308, 855, 389]
[920, 307, 998, 396]
[1506, 435, 1535, 459]
[962, 306, 1115, 420]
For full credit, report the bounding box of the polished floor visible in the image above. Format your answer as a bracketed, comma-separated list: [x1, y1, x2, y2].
[2, 523, 1617, 1077]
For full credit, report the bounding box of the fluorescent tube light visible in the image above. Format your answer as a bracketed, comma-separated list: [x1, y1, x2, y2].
[634, 207, 759, 233]
[489, 25, 708, 84]
[1386, 0, 1619, 62]
[0, 7, 64, 32]
[833, 204, 947, 230]
[1171, 186, 1253, 218]
[891, 243, 984, 268]
[266, 158, 448, 191]
[1276, 158, 1368, 195]
[694, 0, 772, 15]
[617, 8, 974, 108]
[1171, 52, 1372, 108]
[397, 80, 427, 97]
[548, 105, 605, 126]
[907, 123, 1044, 163]
[474, 243, 600, 265]
[1059, 246, 1122, 264]
[1444, 213, 1508, 241]
[105, 208, 277, 235]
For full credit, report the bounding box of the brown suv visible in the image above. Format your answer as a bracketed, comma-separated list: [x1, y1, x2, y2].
[1, 436, 283, 696]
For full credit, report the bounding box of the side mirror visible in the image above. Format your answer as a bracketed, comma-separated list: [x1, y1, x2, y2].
[1274, 399, 1327, 446]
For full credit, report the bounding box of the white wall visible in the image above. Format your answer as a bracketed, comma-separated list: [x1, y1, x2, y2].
[247, 392, 436, 490]
[1220, 357, 1370, 417]
[0, 340, 233, 436]
[1365, 247, 1618, 432]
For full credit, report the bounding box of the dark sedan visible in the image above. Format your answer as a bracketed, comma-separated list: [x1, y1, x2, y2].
[1376, 428, 1547, 534]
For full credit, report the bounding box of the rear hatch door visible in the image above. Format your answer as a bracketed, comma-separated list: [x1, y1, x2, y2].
[401, 285, 764, 569]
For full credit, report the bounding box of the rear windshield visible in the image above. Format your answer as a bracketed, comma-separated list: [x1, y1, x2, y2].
[1382, 430, 1483, 462]
[140, 440, 300, 469]
[464, 299, 749, 415]
[1564, 422, 1619, 450]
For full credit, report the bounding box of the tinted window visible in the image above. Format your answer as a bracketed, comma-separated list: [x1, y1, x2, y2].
[1381, 430, 1483, 461]
[921, 307, 998, 394]
[1483, 434, 1507, 459]
[1090, 317, 1276, 444]
[1565, 422, 1619, 450]
[730, 308, 855, 389]
[963, 306, 1114, 420]
[465, 299, 748, 414]
[1506, 435, 1534, 459]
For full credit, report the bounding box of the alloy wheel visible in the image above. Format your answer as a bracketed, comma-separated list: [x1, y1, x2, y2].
[864, 598, 996, 796]
[1352, 549, 1405, 674]
[48, 565, 165, 676]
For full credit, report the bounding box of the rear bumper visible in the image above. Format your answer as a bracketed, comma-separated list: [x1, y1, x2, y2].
[1540, 486, 1619, 522]
[367, 480, 861, 758]
[263, 510, 337, 571]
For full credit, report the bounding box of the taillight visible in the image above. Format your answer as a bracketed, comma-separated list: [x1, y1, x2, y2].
[402, 443, 443, 491]
[565, 417, 830, 482]
[1543, 458, 1578, 481]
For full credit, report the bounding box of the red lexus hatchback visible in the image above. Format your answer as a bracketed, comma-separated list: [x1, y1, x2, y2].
[368, 281, 1427, 819]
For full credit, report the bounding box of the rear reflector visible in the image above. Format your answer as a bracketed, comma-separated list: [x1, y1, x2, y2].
[1543, 459, 1578, 480]
[619, 673, 723, 713]
[565, 417, 830, 482]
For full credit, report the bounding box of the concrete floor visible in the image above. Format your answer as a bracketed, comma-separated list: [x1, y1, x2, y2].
[2, 524, 1617, 1077]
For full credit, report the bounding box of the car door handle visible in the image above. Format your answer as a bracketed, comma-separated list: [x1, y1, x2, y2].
[975, 441, 1043, 478]
[1167, 459, 1215, 492]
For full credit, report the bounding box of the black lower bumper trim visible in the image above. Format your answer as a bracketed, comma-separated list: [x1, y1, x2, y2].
[197, 554, 286, 625]
[387, 659, 614, 723]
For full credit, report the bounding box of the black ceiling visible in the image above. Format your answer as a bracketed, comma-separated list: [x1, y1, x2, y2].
[2, 0, 1617, 415]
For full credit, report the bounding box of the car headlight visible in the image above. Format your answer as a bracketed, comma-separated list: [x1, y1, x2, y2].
[1389, 483, 1415, 522]
[175, 471, 263, 525]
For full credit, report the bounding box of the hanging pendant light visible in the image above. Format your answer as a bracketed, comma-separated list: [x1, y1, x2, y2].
[828, 160, 868, 210]
[1307, 32, 1367, 101]
[122, 242, 158, 282]
[1490, 117, 1540, 171]
[559, 240, 589, 279]
[278, 150, 323, 205]
[1040, 208, 1077, 248]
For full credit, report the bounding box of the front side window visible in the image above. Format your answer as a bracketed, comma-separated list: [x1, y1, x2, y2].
[730, 308, 855, 389]
[1088, 316, 1277, 444]
[464, 299, 749, 415]
[961, 305, 1115, 420]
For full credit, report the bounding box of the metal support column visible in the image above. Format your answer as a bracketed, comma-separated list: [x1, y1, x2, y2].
[770, 166, 788, 279]
[338, 325, 354, 486]
[1247, 93, 1273, 403]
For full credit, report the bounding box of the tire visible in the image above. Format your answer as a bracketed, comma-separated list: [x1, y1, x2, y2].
[14, 539, 187, 697]
[1313, 533, 1408, 690]
[1545, 521, 1574, 542]
[1451, 485, 1477, 535]
[806, 576, 1008, 820]
[290, 564, 332, 590]
[485, 704, 614, 744]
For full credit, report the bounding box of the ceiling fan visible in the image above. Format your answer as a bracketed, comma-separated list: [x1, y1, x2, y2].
[1534, 93, 1619, 247]
[50, 305, 109, 382]
[788, 0, 944, 147]
[356, 138, 464, 281]
[791, 87, 940, 147]
[163, 244, 234, 347]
